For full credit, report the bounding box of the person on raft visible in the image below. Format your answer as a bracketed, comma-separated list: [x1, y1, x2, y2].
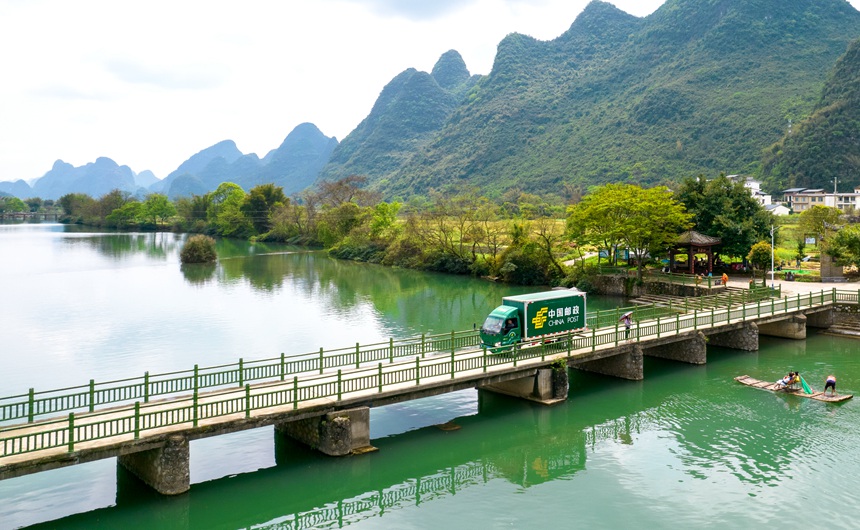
[775, 372, 795, 389]
[824, 375, 837, 396]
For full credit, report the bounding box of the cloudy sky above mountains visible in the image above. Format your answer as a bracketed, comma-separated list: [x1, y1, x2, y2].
[1, 0, 858, 185]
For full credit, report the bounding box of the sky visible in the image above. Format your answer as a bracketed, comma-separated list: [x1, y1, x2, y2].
[0, 0, 858, 185]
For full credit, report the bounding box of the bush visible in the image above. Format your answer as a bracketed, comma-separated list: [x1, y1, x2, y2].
[180, 235, 217, 264]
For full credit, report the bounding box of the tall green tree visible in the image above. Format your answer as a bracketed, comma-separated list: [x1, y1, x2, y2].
[675, 174, 771, 259]
[747, 240, 773, 285]
[142, 194, 177, 227]
[825, 225, 860, 267]
[567, 183, 691, 277]
[241, 183, 287, 234]
[798, 205, 842, 245]
[620, 186, 692, 280]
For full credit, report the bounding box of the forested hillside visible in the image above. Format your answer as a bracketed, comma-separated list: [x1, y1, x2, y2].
[319, 0, 860, 199]
[760, 37, 860, 191]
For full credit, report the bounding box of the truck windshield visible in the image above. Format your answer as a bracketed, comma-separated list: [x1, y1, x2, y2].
[481, 315, 504, 334]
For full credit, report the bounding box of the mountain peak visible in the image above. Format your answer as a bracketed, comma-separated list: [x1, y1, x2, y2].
[431, 50, 470, 90]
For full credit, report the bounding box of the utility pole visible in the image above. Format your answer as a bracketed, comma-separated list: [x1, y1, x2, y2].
[770, 225, 775, 288]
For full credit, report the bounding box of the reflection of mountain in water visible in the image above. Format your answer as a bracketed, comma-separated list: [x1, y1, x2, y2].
[214, 247, 536, 335]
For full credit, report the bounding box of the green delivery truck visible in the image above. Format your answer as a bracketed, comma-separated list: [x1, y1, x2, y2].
[479, 288, 587, 351]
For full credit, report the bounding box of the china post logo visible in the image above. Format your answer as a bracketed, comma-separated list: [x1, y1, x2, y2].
[532, 307, 548, 329]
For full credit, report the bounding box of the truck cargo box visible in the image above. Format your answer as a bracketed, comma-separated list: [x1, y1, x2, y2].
[502, 289, 587, 339]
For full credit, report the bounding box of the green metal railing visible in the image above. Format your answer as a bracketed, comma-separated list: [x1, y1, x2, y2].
[0, 329, 480, 425]
[2, 288, 856, 460]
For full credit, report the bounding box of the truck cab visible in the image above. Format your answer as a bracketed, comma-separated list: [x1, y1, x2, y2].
[480, 305, 521, 349]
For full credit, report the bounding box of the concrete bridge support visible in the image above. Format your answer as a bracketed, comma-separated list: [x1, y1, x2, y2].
[276, 407, 376, 456]
[642, 332, 707, 365]
[807, 309, 834, 329]
[573, 345, 644, 380]
[480, 368, 568, 404]
[707, 322, 759, 351]
[117, 434, 190, 495]
[758, 314, 806, 340]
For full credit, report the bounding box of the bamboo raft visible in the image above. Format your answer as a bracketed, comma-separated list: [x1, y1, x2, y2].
[735, 375, 853, 403]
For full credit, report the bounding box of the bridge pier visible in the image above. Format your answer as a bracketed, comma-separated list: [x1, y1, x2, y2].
[479, 367, 569, 404]
[642, 332, 707, 364]
[117, 434, 190, 495]
[707, 322, 759, 351]
[573, 344, 643, 380]
[758, 314, 806, 340]
[276, 407, 377, 456]
[807, 308, 834, 329]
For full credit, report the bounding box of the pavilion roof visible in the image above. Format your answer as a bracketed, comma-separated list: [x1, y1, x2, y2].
[676, 230, 721, 246]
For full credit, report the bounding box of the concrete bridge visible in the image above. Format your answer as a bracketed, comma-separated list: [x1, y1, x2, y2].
[0, 288, 856, 496]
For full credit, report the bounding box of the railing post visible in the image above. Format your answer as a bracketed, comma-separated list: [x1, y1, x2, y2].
[592, 327, 596, 352]
[711, 307, 715, 325]
[636, 319, 641, 342]
[280, 353, 285, 381]
[676, 313, 680, 332]
[245, 384, 251, 418]
[421, 333, 426, 358]
[757, 299, 761, 318]
[337, 369, 343, 401]
[657, 315, 661, 338]
[451, 349, 455, 379]
[194, 364, 199, 395]
[293, 376, 298, 410]
[742, 302, 746, 321]
[193, 390, 198, 427]
[356, 343, 360, 369]
[389, 338, 394, 364]
[416, 357, 421, 385]
[89, 379, 95, 412]
[28, 388, 34, 423]
[239, 358, 244, 387]
[483, 346, 488, 373]
[451, 330, 455, 357]
[615, 320, 619, 346]
[541, 339, 546, 361]
[379, 362, 384, 392]
[319, 347, 325, 374]
[567, 331, 572, 357]
[134, 401, 140, 439]
[68, 412, 75, 452]
[144, 371, 150, 403]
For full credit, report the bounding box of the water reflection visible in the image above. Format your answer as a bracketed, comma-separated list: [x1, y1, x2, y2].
[180, 262, 217, 285]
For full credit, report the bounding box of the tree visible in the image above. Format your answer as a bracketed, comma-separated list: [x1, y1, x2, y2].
[567, 183, 691, 277]
[105, 201, 143, 228]
[620, 186, 692, 280]
[142, 194, 177, 227]
[0, 196, 26, 213]
[798, 205, 842, 246]
[747, 240, 773, 284]
[675, 174, 771, 259]
[207, 183, 253, 238]
[566, 184, 630, 266]
[241, 183, 287, 234]
[826, 225, 860, 267]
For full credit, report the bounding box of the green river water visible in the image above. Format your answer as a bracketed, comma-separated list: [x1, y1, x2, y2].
[1, 224, 859, 529]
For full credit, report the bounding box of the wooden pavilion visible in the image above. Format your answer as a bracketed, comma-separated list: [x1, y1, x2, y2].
[669, 230, 721, 274]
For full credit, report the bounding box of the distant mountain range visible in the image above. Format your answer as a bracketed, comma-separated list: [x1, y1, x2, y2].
[2, 0, 860, 202]
[0, 123, 337, 201]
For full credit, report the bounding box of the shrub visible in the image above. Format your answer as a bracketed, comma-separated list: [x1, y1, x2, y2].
[180, 235, 217, 264]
